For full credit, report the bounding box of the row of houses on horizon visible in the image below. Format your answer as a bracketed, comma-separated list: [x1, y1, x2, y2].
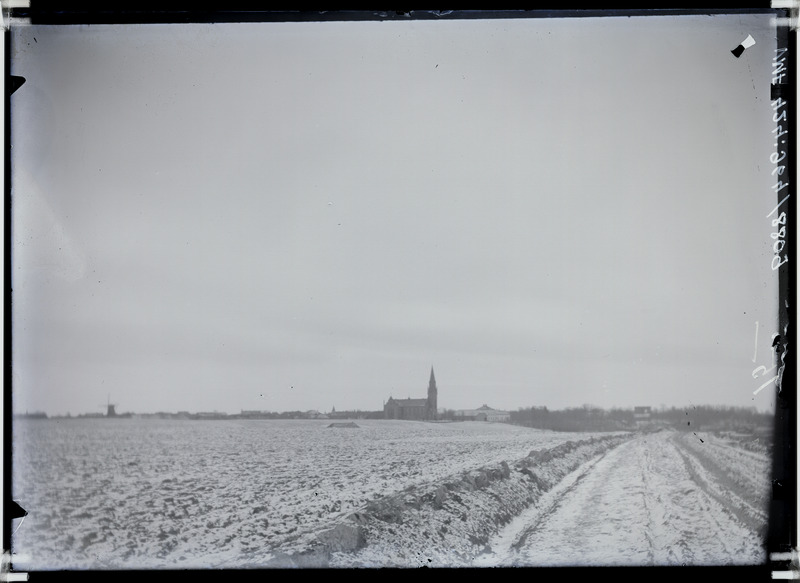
[16, 403, 515, 422]
[16, 368, 660, 423]
[17, 367, 516, 422]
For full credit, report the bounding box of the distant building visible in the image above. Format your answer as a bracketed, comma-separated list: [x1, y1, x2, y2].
[192, 411, 230, 420]
[633, 406, 652, 427]
[14, 411, 47, 420]
[454, 404, 510, 423]
[240, 410, 272, 419]
[384, 367, 438, 421]
[102, 396, 131, 417]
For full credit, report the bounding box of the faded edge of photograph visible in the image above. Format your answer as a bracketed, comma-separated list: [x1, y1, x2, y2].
[3, 6, 796, 579]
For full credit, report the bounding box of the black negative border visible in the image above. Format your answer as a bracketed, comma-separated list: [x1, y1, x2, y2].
[3, 6, 796, 580]
[769, 13, 797, 562]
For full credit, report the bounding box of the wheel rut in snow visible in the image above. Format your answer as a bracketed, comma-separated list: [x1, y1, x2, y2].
[509, 450, 610, 552]
[488, 431, 767, 567]
[669, 433, 768, 538]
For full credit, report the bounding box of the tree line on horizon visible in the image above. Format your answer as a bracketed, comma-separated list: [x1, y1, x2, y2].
[17, 403, 774, 429]
[504, 404, 774, 433]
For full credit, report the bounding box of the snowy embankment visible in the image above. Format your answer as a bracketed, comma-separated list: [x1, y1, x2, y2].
[266, 432, 632, 568]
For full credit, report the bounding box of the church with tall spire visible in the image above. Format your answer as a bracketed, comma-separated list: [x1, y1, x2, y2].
[383, 367, 438, 421]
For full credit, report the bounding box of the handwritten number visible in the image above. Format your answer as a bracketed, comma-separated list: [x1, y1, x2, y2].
[772, 254, 789, 270]
[773, 125, 788, 138]
[772, 97, 787, 111]
[770, 151, 786, 164]
[753, 364, 776, 379]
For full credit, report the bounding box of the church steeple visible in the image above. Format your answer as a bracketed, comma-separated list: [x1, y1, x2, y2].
[427, 366, 437, 420]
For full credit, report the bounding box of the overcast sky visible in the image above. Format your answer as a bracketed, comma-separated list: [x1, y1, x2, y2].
[10, 13, 783, 416]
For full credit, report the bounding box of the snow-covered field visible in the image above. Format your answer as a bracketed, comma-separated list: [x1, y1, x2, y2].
[11, 418, 618, 570]
[324, 429, 772, 568]
[474, 430, 771, 567]
[11, 419, 772, 570]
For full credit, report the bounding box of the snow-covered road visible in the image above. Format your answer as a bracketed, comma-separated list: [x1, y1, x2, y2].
[475, 430, 768, 567]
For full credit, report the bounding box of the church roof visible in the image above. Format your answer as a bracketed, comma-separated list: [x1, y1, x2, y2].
[387, 398, 428, 407]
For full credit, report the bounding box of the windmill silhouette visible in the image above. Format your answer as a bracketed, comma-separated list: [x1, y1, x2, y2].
[100, 395, 118, 417]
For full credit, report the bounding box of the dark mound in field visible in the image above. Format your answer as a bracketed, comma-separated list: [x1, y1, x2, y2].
[328, 422, 360, 428]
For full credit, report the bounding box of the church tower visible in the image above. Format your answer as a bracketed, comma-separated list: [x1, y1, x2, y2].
[427, 367, 438, 420]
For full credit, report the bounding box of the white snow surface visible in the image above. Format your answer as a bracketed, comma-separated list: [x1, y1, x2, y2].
[475, 430, 769, 567]
[11, 420, 771, 570]
[12, 418, 613, 570]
